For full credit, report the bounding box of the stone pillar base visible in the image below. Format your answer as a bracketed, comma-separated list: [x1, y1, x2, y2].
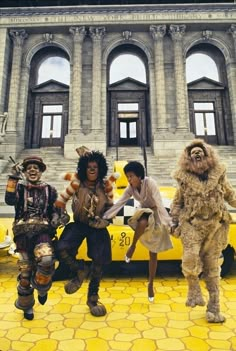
[153, 131, 194, 158]
[0, 132, 24, 161]
[0, 158, 8, 173]
[64, 130, 107, 159]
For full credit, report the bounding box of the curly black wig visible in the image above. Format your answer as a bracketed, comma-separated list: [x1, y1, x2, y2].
[77, 150, 108, 182]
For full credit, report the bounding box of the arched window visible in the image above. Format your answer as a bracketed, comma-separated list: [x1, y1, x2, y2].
[108, 50, 150, 147]
[186, 50, 233, 145]
[186, 53, 219, 83]
[37, 56, 70, 85]
[109, 54, 146, 84]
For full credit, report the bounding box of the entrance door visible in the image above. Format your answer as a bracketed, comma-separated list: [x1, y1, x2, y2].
[118, 102, 139, 146]
[108, 78, 150, 147]
[193, 102, 217, 144]
[40, 105, 63, 146]
[119, 119, 137, 145]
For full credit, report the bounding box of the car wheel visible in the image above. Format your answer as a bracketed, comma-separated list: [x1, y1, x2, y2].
[220, 244, 235, 277]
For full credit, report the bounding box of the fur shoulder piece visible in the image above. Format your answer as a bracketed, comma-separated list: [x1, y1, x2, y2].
[54, 171, 120, 209]
[172, 162, 227, 190]
[54, 172, 80, 209]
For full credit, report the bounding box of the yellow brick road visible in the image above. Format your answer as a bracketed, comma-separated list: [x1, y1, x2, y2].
[0, 252, 236, 351]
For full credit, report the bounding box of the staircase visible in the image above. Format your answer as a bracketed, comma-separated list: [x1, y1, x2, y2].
[1, 145, 236, 215]
[106, 146, 178, 186]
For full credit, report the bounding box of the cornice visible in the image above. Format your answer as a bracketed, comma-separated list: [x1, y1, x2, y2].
[0, 3, 235, 17]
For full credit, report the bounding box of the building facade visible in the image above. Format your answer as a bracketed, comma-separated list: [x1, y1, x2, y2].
[0, 2, 236, 166]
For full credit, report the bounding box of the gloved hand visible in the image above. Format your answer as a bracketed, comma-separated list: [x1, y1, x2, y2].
[170, 223, 181, 238]
[60, 211, 70, 226]
[11, 162, 23, 179]
[51, 209, 70, 228]
[89, 216, 109, 228]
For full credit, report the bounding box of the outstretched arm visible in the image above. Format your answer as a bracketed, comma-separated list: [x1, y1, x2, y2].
[103, 186, 132, 219]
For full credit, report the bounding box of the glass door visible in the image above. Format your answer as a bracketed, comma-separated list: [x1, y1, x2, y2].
[193, 102, 217, 144]
[40, 105, 62, 146]
[118, 103, 138, 146]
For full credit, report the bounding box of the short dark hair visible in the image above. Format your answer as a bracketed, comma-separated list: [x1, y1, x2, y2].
[124, 161, 145, 179]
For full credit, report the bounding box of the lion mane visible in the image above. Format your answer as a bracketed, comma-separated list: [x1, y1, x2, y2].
[178, 139, 220, 174]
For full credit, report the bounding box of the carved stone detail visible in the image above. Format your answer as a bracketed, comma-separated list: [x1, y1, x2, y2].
[9, 29, 28, 46]
[169, 24, 186, 41]
[0, 112, 8, 143]
[69, 26, 86, 43]
[43, 33, 54, 42]
[150, 25, 166, 40]
[202, 30, 213, 40]
[228, 24, 236, 39]
[89, 26, 106, 40]
[122, 30, 132, 40]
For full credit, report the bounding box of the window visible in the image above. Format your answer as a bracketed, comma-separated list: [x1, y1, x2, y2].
[118, 103, 139, 119]
[194, 102, 216, 136]
[186, 53, 219, 83]
[38, 57, 70, 85]
[110, 54, 146, 84]
[41, 105, 62, 139]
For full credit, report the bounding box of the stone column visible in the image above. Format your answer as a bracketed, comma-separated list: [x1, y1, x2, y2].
[89, 26, 105, 131]
[7, 29, 28, 133]
[18, 64, 30, 139]
[169, 24, 189, 131]
[227, 24, 236, 145]
[69, 26, 86, 131]
[150, 25, 167, 131]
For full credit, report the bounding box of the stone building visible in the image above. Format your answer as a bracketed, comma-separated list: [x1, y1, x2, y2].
[0, 1, 236, 168]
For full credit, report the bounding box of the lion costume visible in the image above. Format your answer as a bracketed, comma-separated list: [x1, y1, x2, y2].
[171, 139, 236, 323]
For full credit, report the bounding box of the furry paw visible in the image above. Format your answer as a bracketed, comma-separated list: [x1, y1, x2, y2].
[206, 311, 226, 323]
[186, 296, 205, 307]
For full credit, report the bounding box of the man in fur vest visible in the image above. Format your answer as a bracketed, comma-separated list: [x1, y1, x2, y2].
[171, 139, 236, 323]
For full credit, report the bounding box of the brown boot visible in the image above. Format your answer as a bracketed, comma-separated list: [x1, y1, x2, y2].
[87, 295, 107, 316]
[64, 268, 88, 294]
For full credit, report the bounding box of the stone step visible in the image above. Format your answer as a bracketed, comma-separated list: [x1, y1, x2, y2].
[1, 145, 236, 214]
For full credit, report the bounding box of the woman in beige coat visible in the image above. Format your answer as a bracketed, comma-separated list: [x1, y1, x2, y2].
[104, 161, 173, 301]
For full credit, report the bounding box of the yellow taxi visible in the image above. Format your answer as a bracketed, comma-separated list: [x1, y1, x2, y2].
[1, 161, 235, 276]
[0, 220, 12, 254]
[57, 160, 235, 277]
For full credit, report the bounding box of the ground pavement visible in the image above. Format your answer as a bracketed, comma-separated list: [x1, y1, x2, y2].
[0, 250, 236, 351]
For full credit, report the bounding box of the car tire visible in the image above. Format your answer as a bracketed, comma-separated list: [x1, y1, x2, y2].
[220, 244, 235, 277]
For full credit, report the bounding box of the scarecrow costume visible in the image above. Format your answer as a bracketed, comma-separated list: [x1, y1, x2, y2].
[55, 150, 113, 317]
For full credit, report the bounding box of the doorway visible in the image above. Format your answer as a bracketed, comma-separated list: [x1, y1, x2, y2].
[27, 80, 69, 148]
[118, 102, 138, 146]
[41, 104, 63, 146]
[193, 102, 217, 144]
[108, 78, 149, 147]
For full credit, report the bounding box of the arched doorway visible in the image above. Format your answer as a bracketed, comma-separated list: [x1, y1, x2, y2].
[25, 47, 70, 148]
[186, 45, 233, 145]
[107, 45, 150, 147]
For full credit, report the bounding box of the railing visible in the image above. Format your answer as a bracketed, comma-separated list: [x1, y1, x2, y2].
[142, 144, 148, 176]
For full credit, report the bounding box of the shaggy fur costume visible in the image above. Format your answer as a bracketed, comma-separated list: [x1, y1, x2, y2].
[171, 139, 236, 323]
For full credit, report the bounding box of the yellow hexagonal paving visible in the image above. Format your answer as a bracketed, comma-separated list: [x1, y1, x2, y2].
[1, 251, 236, 351]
